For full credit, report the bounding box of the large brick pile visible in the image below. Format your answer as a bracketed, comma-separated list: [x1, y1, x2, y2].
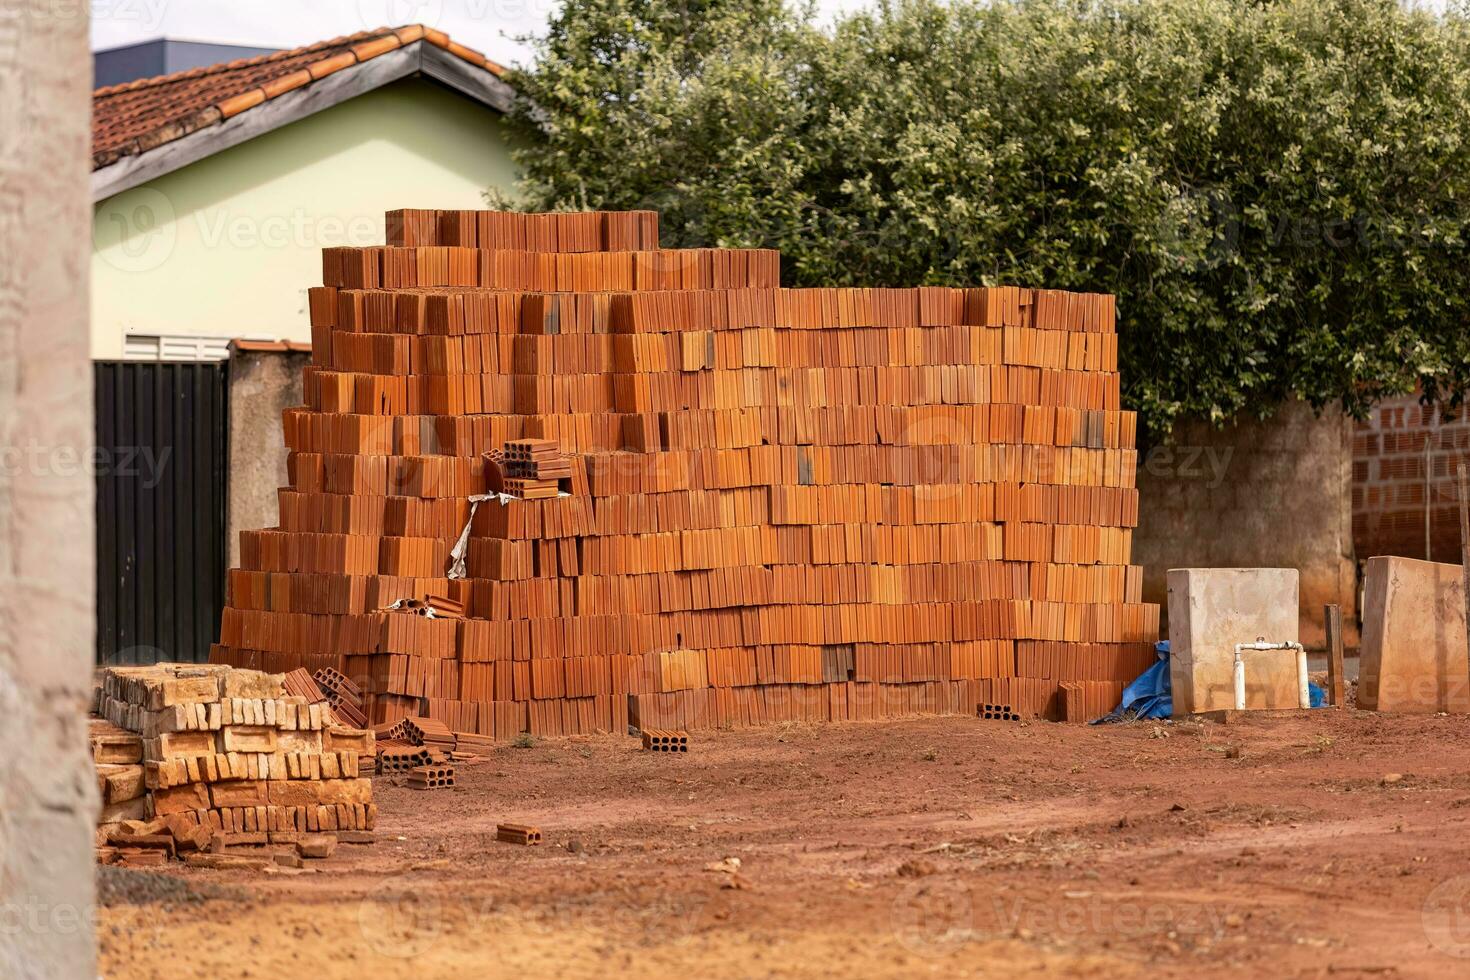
[211, 209, 1158, 735]
[92, 663, 376, 863]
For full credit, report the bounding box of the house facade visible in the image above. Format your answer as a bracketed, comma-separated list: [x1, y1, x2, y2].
[90, 25, 523, 664]
[92, 25, 520, 359]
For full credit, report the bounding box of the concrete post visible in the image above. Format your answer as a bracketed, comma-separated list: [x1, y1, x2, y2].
[0, 3, 99, 977]
[227, 348, 311, 569]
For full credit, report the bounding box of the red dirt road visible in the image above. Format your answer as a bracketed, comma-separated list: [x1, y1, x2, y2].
[98, 710, 1470, 978]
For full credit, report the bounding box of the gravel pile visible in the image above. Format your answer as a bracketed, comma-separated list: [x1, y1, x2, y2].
[96, 866, 245, 907]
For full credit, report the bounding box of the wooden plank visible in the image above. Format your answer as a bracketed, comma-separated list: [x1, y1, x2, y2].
[1323, 603, 1344, 708]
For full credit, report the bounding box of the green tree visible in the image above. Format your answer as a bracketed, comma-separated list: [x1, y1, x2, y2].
[501, 0, 824, 253]
[506, 0, 1470, 437]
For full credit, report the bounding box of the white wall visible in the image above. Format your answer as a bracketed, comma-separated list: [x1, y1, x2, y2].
[91, 77, 522, 359]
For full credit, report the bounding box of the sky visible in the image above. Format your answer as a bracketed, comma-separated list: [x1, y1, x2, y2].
[91, 0, 873, 69]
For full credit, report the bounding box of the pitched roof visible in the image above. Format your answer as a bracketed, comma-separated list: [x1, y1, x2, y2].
[92, 25, 507, 171]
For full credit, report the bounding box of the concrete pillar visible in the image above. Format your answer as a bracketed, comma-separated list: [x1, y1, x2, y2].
[227, 348, 311, 568]
[0, 3, 98, 977]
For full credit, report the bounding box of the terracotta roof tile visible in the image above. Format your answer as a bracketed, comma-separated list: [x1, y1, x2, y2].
[351, 34, 401, 61]
[260, 68, 313, 99]
[446, 41, 488, 69]
[217, 88, 265, 119]
[93, 25, 507, 170]
[308, 51, 356, 80]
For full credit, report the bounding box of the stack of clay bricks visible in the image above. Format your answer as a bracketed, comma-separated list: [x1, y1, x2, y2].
[93, 663, 377, 850]
[91, 719, 149, 852]
[503, 438, 574, 498]
[210, 208, 1158, 734]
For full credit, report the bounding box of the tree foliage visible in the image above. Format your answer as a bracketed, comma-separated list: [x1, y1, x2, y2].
[505, 0, 1470, 437]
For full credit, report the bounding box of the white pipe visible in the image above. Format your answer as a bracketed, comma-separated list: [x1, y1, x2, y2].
[1231, 640, 1308, 711]
[1295, 646, 1310, 710]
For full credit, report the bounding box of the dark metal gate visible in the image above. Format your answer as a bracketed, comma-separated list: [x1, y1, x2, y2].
[95, 361, 229, 665]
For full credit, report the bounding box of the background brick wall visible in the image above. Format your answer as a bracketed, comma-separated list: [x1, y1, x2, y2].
[1353, 393, 1470, 564]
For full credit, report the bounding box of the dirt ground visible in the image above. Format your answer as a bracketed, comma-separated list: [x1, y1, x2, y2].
[97, 709, 1470, 979]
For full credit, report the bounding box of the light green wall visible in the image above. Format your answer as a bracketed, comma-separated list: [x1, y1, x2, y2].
[91, 77, 522, 359]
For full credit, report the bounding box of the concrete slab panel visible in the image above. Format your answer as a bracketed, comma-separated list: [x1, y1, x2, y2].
[1167, 568, 1300, 713]
[1358, 556, 1470, 713]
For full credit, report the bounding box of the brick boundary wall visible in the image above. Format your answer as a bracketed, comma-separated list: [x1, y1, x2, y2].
[1353, 392, 1470, 566]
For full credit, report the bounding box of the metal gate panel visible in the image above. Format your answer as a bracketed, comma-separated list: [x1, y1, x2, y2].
[94, 361, 228, 665]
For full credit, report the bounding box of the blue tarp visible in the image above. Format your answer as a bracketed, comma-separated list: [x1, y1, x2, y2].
[1092, 640, 1325, 723]
[1092, 641, 1173, 723]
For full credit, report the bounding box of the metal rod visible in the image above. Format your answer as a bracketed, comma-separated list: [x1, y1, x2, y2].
[1426, 434, 1434, 560]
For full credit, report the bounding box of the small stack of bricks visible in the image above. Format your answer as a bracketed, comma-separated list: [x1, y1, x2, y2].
[93, 663, 377, 849]
[503, 438, 574, 499]
[91, 719, 149, 845]
[210, 208, 1159, 735]
[452, 731, 495, 756]
[402, 715, 455, 752]
[373, 714, 458, 774]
